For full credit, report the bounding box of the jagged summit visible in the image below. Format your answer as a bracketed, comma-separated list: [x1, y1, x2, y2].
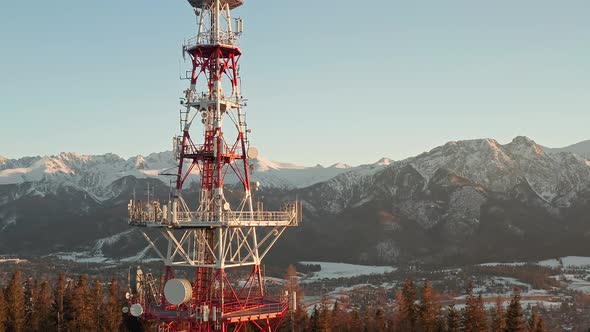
[0, 136, 587, 201]
[2, 136, 590, 263]
[505, 136, 546, 157]
[376, 157, 393, 166]
[329, 163, 352, 169]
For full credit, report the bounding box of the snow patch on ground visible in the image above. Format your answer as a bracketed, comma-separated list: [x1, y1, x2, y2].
[120, 245, 159, 263]
[299, 261, 396, 283]
[452, 300, 561, 311]
[54, 252, 113, 264]
[479, 256, 590, 269]
[0, 257, 28, 264]
[479, 262, 527, 267]
[92, 229, 136, 252]
[538, 256, 590, 268]
[52, 229, 157, 264]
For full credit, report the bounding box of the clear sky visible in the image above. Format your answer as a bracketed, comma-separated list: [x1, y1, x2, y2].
[1, 0, 588, 166]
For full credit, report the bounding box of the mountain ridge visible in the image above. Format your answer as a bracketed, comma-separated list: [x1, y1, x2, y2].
[542, 139, 590, 159]
[2, 136, 590, 265]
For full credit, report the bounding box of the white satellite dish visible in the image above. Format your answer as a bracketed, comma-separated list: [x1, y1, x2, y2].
[122, 306, 129, 314]
[125, 292, 131, 300]
[130, 303, 143, 317]
[164, 279, 193, 305]
[247, 147, 258, 159]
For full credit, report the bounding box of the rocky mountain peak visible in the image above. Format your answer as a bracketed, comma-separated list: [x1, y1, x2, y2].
[133, 155, 148, 169]
[329, 163, 352, 169]
[376, 157, 393, 166]
[505, 136, 545, 156]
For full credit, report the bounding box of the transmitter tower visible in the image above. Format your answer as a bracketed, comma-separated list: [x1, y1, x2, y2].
[127, 1, 300, 331]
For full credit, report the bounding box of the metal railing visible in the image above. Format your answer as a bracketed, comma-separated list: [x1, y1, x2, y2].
[175, 210, 296, 224]
[184, 32, 239, 49]
[222, 298, 287, 317]
[128, 201, 300, 227]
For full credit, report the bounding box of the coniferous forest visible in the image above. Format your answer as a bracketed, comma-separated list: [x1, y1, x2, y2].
[277, 277, 550, 332]
[0, 268, 564, 332]
[0, 270, 123, 332]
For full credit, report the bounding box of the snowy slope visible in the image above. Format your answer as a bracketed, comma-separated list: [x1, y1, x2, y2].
[0, 151, 390, 201]
[3, 136, 590, 264]
[244, 157, 354, 189]
[0, 152, 179, 201]
[298, 261, 396, 282]
[402, 136, 590, 206]
[297, 136, 590, 224]
[249, 157, 391, 189]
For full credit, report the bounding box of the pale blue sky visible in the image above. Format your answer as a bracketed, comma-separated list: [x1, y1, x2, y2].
[1, 0, 588, 165]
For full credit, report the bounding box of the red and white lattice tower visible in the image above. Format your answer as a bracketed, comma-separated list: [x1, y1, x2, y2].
[126, 0, 300, 331]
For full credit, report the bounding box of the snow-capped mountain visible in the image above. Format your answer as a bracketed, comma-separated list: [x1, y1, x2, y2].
[0, 152, 389, 201]
[297, 137, 590, 216]
[250, 157, 391, 189]
[276, 136, 590, 265]
[0, 152, 177, 201]
[2, 136, 590, 266]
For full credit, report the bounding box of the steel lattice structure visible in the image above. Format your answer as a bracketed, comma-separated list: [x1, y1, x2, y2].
[126, 1, 300, 331]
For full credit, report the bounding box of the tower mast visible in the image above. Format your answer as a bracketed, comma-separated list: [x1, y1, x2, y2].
[127, 1, 300, 331]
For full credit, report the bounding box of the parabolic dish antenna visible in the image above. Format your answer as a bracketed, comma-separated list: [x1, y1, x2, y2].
[130, 303, 143, 317]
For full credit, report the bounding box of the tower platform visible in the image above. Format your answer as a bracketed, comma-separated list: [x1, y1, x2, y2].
[187, 0, 244, 10]
[128, 199, 300, 228]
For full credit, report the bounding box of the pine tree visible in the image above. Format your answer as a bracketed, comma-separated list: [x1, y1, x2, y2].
[308, 305, 320, 332]
[373, 308, 386, 332]
[5, 270, 26, 332]
[528, 307, 546, 332]
[490, 297, 505, 332]
[29, 279, 41, 331]
[24, 278, 35, 325]
[504, 288, 526, 332]
[393, 289, 409, 331]
[394, 277, 418, 331]
[89, 279, 103, 331]
[31, 281, 53, 332]
[53, 272, 66, 332]
[331, 300, 345, 332]
[461, 281, 487, 332]
[103, 278, 122, 332]
[0, 289, 7, 332]
[348, 309, 363, 332]
[69, 274, 91, 331]
[362, 309, 372, 332]
[418, 280, 441, 332]
[403, 277, 418, 330]
[445, 304, 461, 332]
[294, 306, 310, 332]
[318, 300, 331, 332]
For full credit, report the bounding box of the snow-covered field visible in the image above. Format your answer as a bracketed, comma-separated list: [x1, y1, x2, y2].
[478, 262, 527, 267]
[0, 257, 28, 264]
[479, 256, 590, 269]
[538, 256, 590, 268]
[54, 252, 113, 264]
[299, 261, 395, 283]
[480, 256, 590, 296]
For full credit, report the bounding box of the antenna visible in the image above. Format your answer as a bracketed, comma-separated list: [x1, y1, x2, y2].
[125, 0, 300, 331]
